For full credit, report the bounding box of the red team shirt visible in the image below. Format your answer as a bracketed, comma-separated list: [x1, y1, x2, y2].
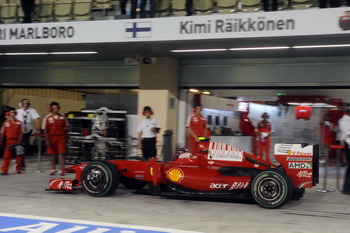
[257, 121, 272, 135]
[1, 119, 23, 141]
[186, 114, 208, 137]
[42, 113, 68, 136]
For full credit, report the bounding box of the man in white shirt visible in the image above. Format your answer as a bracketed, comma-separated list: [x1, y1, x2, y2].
[16, 99, 40, 170]
[137, 106, 160, 160]
[338, 107, 350, 195]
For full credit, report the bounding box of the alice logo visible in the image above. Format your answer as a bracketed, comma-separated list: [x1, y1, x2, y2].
[167, 168, 184, 183]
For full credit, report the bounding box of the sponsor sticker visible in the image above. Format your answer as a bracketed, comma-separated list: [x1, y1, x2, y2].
[229, 182, 249, 190]
[275, 144, 313, 156]
[288, 162, 312, 169]
[287, 157, 312, 161]
[208, 142, 243, 162]
[135, 175, 144, 179]
[209, 183, 229, 189]
[167, 168, 184, 183]
[297, 171, 312, 178]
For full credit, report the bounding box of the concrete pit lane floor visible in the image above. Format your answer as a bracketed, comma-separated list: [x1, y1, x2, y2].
[0, 157, 349, 233]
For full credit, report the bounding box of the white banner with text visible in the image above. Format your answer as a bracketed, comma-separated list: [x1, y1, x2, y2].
[0, 7, 350, 45]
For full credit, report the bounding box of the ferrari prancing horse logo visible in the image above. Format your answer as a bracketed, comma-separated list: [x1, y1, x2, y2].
[167, 168, 184, 183]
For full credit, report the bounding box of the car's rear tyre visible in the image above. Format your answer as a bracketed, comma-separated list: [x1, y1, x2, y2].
[251, 168, 293, 209]
[121, 177, 148, 189]
[81, 161, 119, 197]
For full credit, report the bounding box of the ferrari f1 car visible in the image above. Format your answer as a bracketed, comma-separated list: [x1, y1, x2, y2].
[47, 138, 319, 209]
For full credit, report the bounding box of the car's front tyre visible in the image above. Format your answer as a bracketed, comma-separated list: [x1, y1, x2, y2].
[81, 161, 119, 197]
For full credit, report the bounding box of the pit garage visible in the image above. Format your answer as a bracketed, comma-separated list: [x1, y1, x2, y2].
[1, 7, 350, 233]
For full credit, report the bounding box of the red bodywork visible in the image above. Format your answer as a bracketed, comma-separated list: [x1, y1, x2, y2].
[48, 140, 318, 194]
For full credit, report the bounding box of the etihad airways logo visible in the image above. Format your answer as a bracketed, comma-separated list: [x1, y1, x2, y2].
[180, 17, 295, 34]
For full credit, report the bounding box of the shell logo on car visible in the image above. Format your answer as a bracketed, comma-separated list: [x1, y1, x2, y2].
[167, 168, 184, 183]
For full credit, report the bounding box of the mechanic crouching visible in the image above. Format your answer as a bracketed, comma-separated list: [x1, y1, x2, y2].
[0, 108, 24, 175]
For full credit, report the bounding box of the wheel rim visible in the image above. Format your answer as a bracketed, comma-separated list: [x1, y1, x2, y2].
[259, 179, 280, 200]
[84, 167, 107, 193]
[252, 171, 290, 208]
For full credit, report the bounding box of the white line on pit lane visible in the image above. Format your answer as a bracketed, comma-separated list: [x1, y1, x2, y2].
[0, 212, 201, 233]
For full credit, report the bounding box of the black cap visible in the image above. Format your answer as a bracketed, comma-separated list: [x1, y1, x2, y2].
[143, 106, 152, 112]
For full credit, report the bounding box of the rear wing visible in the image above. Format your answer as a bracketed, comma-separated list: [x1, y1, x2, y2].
[274, 144, 319, 188]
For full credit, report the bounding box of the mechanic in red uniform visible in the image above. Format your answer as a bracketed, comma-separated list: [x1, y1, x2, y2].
[0, 108, 23, 175]
[186, 103, 208, 155]
[42, 102, 68, 176]
[256, 112, 273, 163]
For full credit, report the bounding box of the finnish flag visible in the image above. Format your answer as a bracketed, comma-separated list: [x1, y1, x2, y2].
[125, 22, 152, 38]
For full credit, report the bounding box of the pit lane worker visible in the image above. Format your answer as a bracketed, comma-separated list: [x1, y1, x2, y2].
[16, 98, 40, 171]
[256, 112, 273, 163]
[0, 108, 24, 175]
[42, 102, 68, 176]
[338, 107, 350, 195]
[137, 106, 161, 160]
[186, 103, 208, 155]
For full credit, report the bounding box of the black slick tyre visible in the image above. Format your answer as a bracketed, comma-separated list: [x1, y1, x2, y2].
[81, 161, 119, 197]
[251, 168, 293, 209]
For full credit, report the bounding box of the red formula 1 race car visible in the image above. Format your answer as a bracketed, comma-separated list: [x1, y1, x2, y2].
[47, 138, 319, 209]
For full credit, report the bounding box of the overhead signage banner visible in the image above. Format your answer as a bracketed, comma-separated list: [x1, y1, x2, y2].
[0, 7, 350, 45]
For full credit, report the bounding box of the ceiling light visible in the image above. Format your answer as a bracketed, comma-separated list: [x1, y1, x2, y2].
[288, 102, 336, 108]
[50, 51, 98, 55]
[292, 44, 350, 49]
[229, 46, 290, 51]
[189, 89, 199, 93]
[171, 49, 227, 53]
[3, 52, 49, 55]
[202, 91, 210, 95]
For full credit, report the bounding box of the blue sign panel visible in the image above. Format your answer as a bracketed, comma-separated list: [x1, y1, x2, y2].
[0, 214, 196, 233]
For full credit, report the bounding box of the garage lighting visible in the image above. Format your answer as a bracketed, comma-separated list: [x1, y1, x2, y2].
[49, 51, 98, 55]
[3, 52, 49, 55]
[292, 44, 350, 49]
[189, 89, 200, 93]
[229, 46, 290, 51]
[288, 102, 337, 108]
[171, 49, 227, 53]
[202, 91, 211, 95]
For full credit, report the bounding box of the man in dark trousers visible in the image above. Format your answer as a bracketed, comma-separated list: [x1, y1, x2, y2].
[186, 0, 193, 16]
[338, 107, 350, 195]
[16, 98, 40, 171]
[21, 0, 35, 23]
[130, 0, 155, 18]
[137, 106, 160, 160]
